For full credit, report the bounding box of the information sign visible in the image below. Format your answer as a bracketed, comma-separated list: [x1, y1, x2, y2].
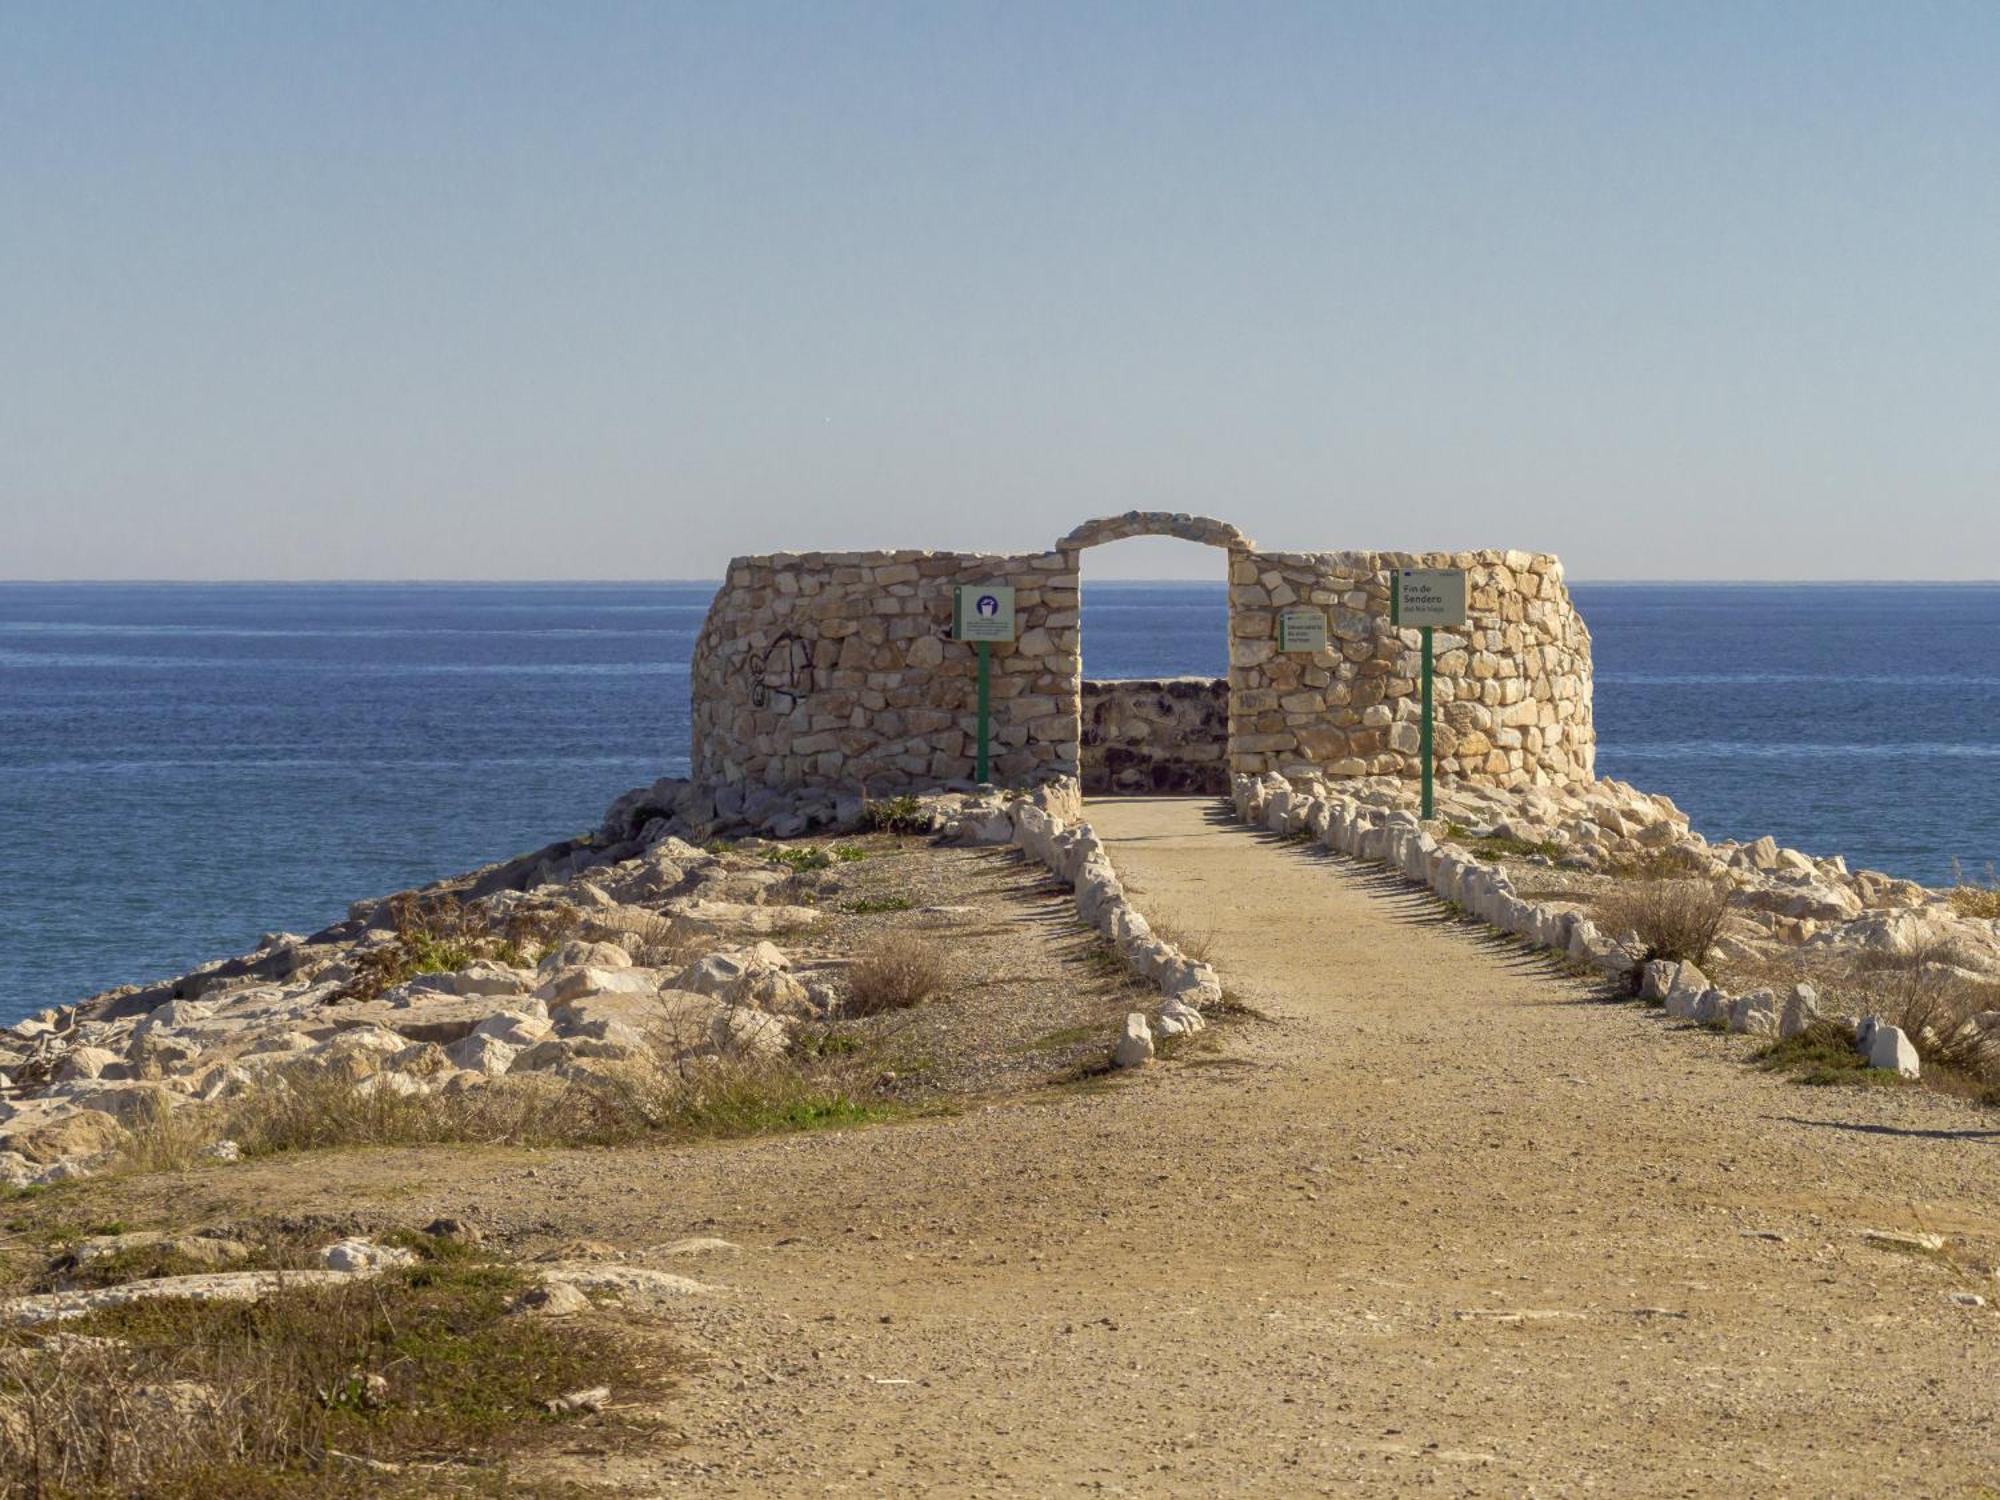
[953, 584, 1016, 643]
[1277, 608, 1328, 653]
[1390, 569, 1467, 628]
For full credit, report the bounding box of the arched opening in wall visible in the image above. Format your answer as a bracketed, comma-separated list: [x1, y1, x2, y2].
[1075, 534, 1232, 797]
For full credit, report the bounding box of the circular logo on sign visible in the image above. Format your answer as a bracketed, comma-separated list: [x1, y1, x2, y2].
[976, 595, 1000, 616]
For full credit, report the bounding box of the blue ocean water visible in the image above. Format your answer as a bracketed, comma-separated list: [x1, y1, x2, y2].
[2, 579, 1996, 1022]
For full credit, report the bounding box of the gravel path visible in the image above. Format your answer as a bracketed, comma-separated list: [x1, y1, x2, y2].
[58, 797, 2000, 1495]
[597, 797, 1999, 1496]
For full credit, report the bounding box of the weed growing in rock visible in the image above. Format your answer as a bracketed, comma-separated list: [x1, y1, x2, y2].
[1144, 917, 1216, 965]
[1948, 859, 2000, 920]
[861, 795, 929, 835]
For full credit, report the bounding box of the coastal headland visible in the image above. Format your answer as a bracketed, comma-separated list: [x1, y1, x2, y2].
[5, 529, 1999, 1493]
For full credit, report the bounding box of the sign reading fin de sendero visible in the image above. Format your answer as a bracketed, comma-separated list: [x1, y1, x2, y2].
[1391, 569, 1467, 629]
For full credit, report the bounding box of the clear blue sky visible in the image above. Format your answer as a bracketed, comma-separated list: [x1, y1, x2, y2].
[5, 2, 1997, 580]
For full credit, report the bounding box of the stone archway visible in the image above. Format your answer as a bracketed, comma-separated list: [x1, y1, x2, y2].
[1056, 513, 1253, 795]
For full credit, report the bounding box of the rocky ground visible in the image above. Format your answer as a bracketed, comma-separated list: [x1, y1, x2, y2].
[0, 784, 1136, 1190]
[8, 792, 2000, 1496]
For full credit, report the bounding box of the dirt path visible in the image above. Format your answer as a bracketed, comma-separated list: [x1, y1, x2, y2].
[590, 797, 2000, 1496]
[66, 798, 2000, 1495]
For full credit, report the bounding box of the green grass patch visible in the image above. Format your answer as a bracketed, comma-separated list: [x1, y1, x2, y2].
[1754, 1021, 1907, 1088]
[1444, 821, 1563, 863]
[844, 895, 914, 914]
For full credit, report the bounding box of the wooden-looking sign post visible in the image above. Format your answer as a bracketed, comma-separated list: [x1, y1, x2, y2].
[953, 584, 1016, 784]
[1389, 568, 1467, 819]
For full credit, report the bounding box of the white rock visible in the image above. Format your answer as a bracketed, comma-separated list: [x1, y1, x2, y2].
[1111, 1012, 1155, 1069]
[1639, 961, 1678, 1002]
[1865, 1023, 1920, 1078]
[537, 940, 633, 974]
[709, 1007, 790, 1059]
[1729, 990, 1779, 1037]
[471, 1008, 552, 1047]
[1778, 984, 1822, 1040]
[320, 1239, 420, 1274]
[447, 1033, 522, 1076]
[0, 1270, 364, 1328]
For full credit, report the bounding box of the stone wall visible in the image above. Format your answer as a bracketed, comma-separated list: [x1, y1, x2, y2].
[690, 516, 1595, 794]
[1225, 549, 1593, 786]
[689, 549, 1082, 790]
[1080, 679, 1230, 795]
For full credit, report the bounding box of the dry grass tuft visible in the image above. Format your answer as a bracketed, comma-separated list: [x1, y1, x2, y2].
[623, 910, 701, 970]
[336, 894, 581, 1004]
[1144, 916, 1216, 966]
[117, 1044, 894, 1168]
[844, 933, 949, 1017]
[1948, 860, 2000, 921]
[0, 1248, 676, 1498]
[1596, 878, 1730, 969]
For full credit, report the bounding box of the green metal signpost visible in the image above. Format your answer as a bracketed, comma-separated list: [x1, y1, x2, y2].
[1390, 568, 1468, 821]
[953, 584, 1016, 785]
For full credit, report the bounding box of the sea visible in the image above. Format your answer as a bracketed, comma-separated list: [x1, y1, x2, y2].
[3, 580, 1996, 1023]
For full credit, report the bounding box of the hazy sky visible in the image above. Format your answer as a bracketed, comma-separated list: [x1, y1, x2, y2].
[5, 2, 1998, 581]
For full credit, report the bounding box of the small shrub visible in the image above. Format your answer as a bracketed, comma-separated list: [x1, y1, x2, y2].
[1601, 846, 1711, 880]
[339, 893, 519, 1002]
[844, 933, 949, 1016]
[625, 910, 698, 969]
[497, 899, 581, 967]
[1446, 822, 1562, 863]
[765, 845, 836, 873]
[1754, 1020, 1891, 1086]
[1596, 878, 1729, 969]
[845, 896, 914, 915]
[1948, 859, 2000, 920]
[862, 795, 930, 836]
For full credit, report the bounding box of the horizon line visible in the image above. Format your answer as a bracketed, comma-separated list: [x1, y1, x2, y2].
[3, 576, 2000, 588]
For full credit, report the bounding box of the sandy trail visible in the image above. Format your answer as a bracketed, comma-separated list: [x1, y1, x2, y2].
[610, 796, 2000, 1497]
[100, 798, 2000, 1495]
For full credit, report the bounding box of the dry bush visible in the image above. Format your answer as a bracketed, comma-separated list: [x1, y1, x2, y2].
[218, 1070, 609, 1156]
[624, 910, 700, 970]
[337, 893, 494, 1002]
[844, 933, 949, 1016]
[1830, 938, 2000, 1080]
[1595, 878, 1730, 969]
